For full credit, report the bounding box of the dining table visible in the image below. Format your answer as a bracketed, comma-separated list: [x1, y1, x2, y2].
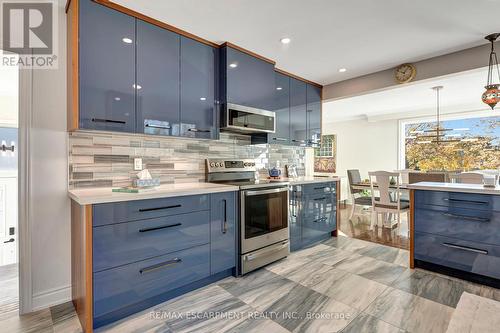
[350, 182, 409, 191]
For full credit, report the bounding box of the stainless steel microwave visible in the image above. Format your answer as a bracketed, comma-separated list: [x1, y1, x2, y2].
[221, 103, 276, 134]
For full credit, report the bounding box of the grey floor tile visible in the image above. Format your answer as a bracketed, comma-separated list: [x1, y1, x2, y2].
[332, 254, 407, 285]
[306, 267, 388, 311]
[306, 247, 354, 267]
[1, 308, 54, 333]
[341, 312, 405, 333]
[230, 316, 291, 333]
[356, 244, 400, 264]
[446, 292, 500, 333]
[479, 285, 500, 303]
[365, 287, 454, 333]
[393, 250, 410, 268]
[391, 269, 482, 308]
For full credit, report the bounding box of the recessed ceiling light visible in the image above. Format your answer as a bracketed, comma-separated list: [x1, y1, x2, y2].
[200, 97, 206, 101]
[114, 97, 121, 101]
[338, 68, 347, 73]
[122, 37, 133, 44]
[133, 84, 142, 90]
[280, 37, 291, 44]
[229, 63, 238, 68]
[276, 87, 282, 91]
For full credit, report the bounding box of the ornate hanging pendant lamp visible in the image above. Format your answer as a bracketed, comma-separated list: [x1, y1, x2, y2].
[482, 33, 500, 110]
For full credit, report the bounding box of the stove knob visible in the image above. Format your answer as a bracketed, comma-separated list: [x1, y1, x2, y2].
[210, 162, 215, 167]
[243, 162, 248, 167]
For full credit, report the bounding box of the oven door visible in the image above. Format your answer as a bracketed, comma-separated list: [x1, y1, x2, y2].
[240, 187, 289, 254]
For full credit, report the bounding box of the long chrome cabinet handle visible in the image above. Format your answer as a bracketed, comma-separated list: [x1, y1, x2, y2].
[188, 128, 211, 133]
[221, 199, 227, 234]
[272, 137, 288, 141]
[442, 212, 490, 222]
[145, 124, 171, 129]
[139, 223, 182, 233]
[245, 187, 289, 196]
[139, 258, 182, 274]
[139, 204, 182, 212]
[92, 118, 126, 124]
[443, 198, 488, 205]
[442, 242, 488, 255]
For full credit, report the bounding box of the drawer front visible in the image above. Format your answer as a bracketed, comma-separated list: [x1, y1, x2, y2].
[93, 194, 209, 226]
[93, 211, 210, 272]
[415, 232, 500, 280]
[302, 182, 336, 195]
[302, 193, 336, 220]
[415, 206, 500, 246]
[415, 190, 500, 212]
[94, 244, 210, 318]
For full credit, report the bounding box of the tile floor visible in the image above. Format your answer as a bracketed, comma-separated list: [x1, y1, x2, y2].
[1, 236, 500, 333]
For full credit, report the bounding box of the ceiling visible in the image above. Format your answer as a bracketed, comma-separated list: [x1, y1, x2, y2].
[114, 0, 499, 85]
[322, 67, 498, 124]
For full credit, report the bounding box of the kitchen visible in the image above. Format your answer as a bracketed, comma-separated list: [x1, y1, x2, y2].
[2, 0, 500, 333]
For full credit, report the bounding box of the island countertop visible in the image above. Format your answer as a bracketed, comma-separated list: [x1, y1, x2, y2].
[69, 182, 240, 205]
[407, 182, 500, 195]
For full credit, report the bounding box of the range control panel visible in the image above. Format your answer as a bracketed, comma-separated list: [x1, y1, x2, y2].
[206, 159, 256, 173]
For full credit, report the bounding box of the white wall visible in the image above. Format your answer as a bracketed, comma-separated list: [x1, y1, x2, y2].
[29, 0, 71, 310]
[323, 118, 399, 186]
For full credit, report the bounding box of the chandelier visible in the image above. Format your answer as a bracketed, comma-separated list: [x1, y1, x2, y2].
[482, 33, 500, 110]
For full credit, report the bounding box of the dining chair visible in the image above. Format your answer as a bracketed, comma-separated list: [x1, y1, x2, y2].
[457, 172, 484, 184]
[347, 169, 374, 220]
[368, 171, 410, 230]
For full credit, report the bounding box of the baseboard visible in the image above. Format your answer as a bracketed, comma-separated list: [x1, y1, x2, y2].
[32, 285, 71, 311]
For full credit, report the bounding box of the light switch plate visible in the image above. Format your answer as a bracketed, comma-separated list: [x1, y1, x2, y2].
[134, 158, 143, 171]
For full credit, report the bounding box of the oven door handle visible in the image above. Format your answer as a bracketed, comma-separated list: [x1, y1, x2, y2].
[244, 187, 289, 196]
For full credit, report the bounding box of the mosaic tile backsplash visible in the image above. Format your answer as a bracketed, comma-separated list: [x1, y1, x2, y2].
[68, 131, 308, 188]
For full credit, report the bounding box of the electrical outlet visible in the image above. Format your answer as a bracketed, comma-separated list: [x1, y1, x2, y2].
[134, 158, 143, 171]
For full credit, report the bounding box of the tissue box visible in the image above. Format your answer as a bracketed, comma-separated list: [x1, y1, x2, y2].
[133, 178, 160, 188]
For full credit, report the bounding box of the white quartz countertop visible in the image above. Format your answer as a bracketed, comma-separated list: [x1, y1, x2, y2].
[279, 176, 340, 185]
[69, 182, 240, 205]
[407, 182, 500, 195]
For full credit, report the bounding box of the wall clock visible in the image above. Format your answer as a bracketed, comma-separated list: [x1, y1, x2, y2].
[394, 63, 416, 84]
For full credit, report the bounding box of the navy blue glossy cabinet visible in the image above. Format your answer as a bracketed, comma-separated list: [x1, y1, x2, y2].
[136, 20, 180, 136]
[307, 84, 321, 147]
[290, 182, 337, 251]
[210, 192, 236, 274]
[222, 46, 275, 110]
[79, 0, 136, 132]
[91, 192, 237, 328]
[269, 72, 291, 144]
[290, 78, 308, 146]
[180, 37, 218, 139]
[414, 189, 500, 283]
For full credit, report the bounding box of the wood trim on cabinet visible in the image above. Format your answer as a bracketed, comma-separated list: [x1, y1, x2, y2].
[71, 202, 93, 333]
[92, 0, 219, 48]
[409, 189, 415, 269]
[67, 0, 79, 131]
[275, 68, 322, 89]
[220, 42, 276, 65]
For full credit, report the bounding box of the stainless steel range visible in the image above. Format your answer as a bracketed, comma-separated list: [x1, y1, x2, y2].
[206, 159, 289, 275]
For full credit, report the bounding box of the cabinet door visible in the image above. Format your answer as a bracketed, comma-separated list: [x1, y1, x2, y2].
[307, 84, 322, 147]
[210, 192, 236, 274]
[180, 37, 217, 139]
[136, 20, 180, 136]
[79, 0, 135, 132]
[269, 72, 290, 144]
[290, 78, 307, 146]
[225, 47, 275, 110]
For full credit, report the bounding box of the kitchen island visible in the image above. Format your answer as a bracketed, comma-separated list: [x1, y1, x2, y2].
[408, 182, 500, 288]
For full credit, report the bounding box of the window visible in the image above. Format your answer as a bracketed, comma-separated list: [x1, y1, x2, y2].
[400, 114, 500, 171]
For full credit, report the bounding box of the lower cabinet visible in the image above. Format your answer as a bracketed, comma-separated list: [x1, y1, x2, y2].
[90, 192, 237, 328]
[290, 182, 337, 251]
[210, 192, 237, 275]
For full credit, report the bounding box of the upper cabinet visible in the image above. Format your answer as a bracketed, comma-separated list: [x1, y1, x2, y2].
[68, 1, 321, 143]
[269, 72, 290, 144]
[290, 78, 308, 146]
[306, 84, 322, 147]
[222, 45, 275, 110]
[136, 20, 180, 136]
[180, 37, 218, 139]
[79, 0, 136, 132]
